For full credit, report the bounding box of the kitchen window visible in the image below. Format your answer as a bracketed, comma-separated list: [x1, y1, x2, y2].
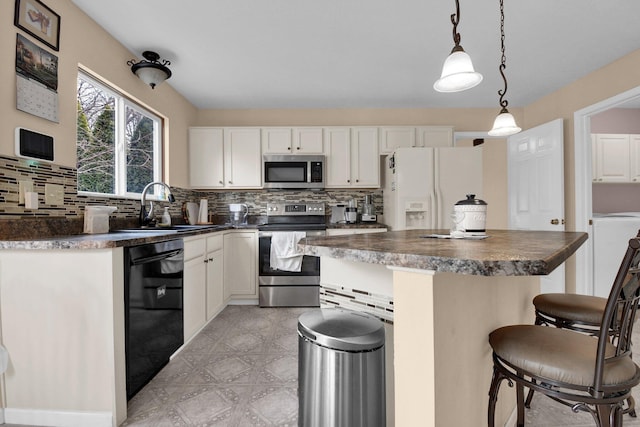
[76, 71, 164, 199]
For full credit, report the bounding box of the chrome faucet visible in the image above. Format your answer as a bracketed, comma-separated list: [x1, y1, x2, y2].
[140, 181, 176, 226]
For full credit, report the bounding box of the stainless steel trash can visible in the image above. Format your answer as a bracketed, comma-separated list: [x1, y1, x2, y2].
[298, 308, 385, 427]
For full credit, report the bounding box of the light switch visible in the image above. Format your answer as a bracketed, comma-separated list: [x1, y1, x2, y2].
[45, 184, 64, 206]
[19, 181, 33, 204]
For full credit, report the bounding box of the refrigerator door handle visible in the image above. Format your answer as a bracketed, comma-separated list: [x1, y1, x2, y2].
[429, 189, 438, 229]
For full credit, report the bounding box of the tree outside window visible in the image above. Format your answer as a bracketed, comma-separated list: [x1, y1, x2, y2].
[76, 72, 163, 198]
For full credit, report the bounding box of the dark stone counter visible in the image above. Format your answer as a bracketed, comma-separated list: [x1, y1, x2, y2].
[302, 229, 588, 276]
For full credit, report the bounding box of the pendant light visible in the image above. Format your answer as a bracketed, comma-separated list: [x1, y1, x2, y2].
[488, 0, 521, 136]
[127, 51, 172, 89]
[434, 0, 483, 93]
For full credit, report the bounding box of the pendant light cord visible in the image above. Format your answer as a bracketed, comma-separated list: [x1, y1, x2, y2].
[497, 0, 509, 110]
[451, 0, 462, 50]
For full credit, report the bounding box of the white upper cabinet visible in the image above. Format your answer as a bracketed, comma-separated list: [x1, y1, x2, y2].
[293, 127, 324, 153]
[379, 127, 416, 153]
[223, 128, 262, 188]
[326, 127, 379, 188]
[416, 126, 454, 148]
[379, 126, 453, 155]
[189, 127, 261, 189]
[262, 127, 324, 154]
[351, 127, 380, 187]
[261, 128, 293, 154]
[593, 134, 631, 182]
[189, 127, 225, 188]
[630, 135, 640, 183]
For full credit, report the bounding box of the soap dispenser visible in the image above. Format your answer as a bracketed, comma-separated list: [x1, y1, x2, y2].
[160, 207, 171, 226]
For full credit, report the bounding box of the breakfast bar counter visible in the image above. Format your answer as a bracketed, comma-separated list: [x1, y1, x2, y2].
[302, 229, 588, 427]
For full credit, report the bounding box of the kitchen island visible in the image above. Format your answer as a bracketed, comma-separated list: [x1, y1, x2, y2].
[302, 229, 588, 427]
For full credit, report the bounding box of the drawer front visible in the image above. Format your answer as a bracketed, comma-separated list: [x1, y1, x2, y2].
[207, 234, 223, 252]
[183, 236, 206, 261]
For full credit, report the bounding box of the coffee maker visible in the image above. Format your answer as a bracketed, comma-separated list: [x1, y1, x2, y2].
[361, 195, 377, 222]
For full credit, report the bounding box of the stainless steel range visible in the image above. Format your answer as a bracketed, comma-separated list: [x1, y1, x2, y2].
[258, 203, 326, 307]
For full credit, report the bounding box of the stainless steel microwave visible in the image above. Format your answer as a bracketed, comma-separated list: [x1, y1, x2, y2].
[263, 154, 325, 190]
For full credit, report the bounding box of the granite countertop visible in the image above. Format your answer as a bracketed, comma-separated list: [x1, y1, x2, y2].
[0, 225, 240, 250]
[326, 221, 387, 229]
[302, 229, 588, 276]
[0, 217, 388, 250]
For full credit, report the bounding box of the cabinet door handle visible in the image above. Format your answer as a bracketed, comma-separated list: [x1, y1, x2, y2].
[296, 146, 300, 150]
[228, 181, 232, 184]
[287, 146, 291, 150]
[347, 179, 351, 183]
[204, 259, 208, 263]
[219, 180, 224, 184]
[356, 179, 359, 183]
[209, 257, 213, 262]
[550, 218, 564, 225]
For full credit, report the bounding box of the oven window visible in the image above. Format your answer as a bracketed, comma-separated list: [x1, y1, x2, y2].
[265, 162, 307, 183]
[259, 236, 320, 276]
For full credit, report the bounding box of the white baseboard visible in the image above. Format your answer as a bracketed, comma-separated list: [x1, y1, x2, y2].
[4, 408, 112, 427]
[504, 406, 517, 427]
[227, 298, 259, 305]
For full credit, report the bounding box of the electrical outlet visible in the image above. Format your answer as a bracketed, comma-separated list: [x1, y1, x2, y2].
[45, 184, 64, 206]
[19, 181, 33, 204]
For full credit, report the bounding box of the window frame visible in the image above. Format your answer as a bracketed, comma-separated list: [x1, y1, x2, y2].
[77, 70, 165, 200]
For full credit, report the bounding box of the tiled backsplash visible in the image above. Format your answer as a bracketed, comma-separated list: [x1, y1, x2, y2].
[0, 154, 383, 221]
[320, 282, 394, 324]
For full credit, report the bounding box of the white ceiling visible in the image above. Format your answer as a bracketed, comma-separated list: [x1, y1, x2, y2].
[71, 0, 640, 110]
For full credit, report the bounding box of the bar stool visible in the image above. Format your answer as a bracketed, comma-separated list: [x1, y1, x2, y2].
[528, 230, 640, 417]
[488, 237, 640, 427]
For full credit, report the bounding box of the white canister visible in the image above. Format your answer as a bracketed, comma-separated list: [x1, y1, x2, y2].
[454, 194, 487, 233]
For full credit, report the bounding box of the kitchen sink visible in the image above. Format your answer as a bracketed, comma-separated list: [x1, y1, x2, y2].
[112, 224, 228, 234]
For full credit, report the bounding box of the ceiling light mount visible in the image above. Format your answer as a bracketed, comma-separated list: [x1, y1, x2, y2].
[127, 51, 172, 89]
[488, 0, 521, 136]
[434, 0, 483, 93]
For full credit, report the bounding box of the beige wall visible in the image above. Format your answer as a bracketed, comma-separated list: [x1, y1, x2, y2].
[195, 107, 520, 130]
[1, 0, 197, 187]
[523, 48, 640, 292]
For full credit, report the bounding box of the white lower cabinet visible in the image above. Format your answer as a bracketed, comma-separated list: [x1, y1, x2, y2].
[183, 236, 208, 342]
[206, 234, 224, 319]
[224, 230, 258, 300]
[183, 232, 226, 342]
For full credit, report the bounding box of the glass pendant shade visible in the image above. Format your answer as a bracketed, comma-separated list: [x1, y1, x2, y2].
[128, 51, 172, 89]
[488, 108, 521, 136]
[133, 64, 171, 89]
[434, 50, 483, 93]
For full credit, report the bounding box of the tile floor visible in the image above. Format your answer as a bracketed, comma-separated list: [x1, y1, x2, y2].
[122, 305, 309, 426]
[4, 306, 640, 426]
[121, 306, 640, 427]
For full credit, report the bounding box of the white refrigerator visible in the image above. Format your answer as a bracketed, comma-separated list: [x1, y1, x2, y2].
[382, 147, 483, 230]
[592, 214, 640, 297]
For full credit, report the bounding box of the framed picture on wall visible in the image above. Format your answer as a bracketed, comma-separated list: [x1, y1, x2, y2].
[14, 0, 60, 51]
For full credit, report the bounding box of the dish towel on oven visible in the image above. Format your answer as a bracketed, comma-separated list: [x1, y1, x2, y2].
[270, 231, 306, 272]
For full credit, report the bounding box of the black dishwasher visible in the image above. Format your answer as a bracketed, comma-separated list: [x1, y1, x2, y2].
[124, 239, 184, 400]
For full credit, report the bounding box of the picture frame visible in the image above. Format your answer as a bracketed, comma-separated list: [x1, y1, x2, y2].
[14, 0, 60, 51]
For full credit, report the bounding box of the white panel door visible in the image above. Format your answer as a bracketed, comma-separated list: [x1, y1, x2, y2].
[508, 118, 564, 293]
